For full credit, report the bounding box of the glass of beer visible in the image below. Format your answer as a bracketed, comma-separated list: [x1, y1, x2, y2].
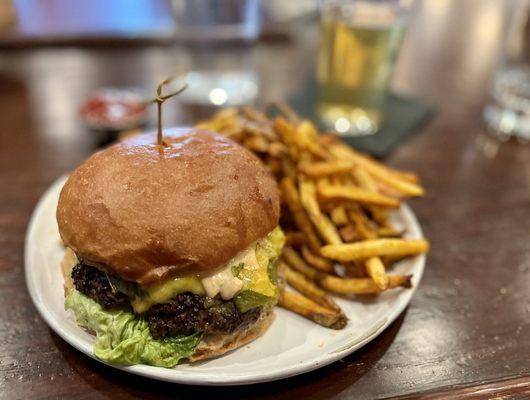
[317, 0, 412, 136]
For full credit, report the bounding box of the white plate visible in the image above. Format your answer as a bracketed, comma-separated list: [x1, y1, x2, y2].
[25, 176, 426, 386]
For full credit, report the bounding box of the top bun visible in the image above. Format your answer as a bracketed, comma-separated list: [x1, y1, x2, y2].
[57, 128, 280, 286]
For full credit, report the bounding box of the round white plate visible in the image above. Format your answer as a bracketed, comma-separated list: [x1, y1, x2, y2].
[25, 176, 426, 386]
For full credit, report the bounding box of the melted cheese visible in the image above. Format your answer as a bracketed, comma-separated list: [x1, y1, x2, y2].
[64, 227, 285, 313]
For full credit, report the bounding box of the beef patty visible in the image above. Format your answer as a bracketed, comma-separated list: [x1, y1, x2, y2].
[71, 263, 261, 339]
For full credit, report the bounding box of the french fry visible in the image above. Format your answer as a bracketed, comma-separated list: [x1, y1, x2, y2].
[281, 250, 318, 280]
[330, 206, 348, 226]
[318, 182, 400, 208]
[299, 178, 342, 245]
[347, 207, 378, 240]
[339, 224, 361, 243]
[268, 141, 288, 157]
[197, 105, 429, 331]
[280, 177, 322, 253]
[279, 290, 344, 328]
[343, 261, 368, 278]
[297, 120, 319, 141]
[285, 231, 307, 247]
[351, 167, 389, 226]
[243, 135, 269, 153]
[242, 106, 270, 125]
[301, 245, 335, 273]
[365, 257, 388, 290]
[318, 274, 412, 295]
[267, 158, 282, 176]
[377, 226, 404, 237]
[376, 181, 406, 199]
[281, 157, 297, 178]
[284, 266, 342, 313]
[298, 160, 355, 177]
[321, 239, 430, 262]
[243, 125, 276, 142]
[329, 144, 424, 197]
[274, 117, 329, 160]
[272, 101, 300, 124]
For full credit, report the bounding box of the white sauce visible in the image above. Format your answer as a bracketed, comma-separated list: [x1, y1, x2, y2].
[200, 246, 259, 300]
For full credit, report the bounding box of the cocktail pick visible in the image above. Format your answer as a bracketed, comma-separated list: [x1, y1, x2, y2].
[152, 76, 188, 146]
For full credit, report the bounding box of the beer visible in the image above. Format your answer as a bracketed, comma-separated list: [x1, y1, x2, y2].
[317, 2, 406, 136]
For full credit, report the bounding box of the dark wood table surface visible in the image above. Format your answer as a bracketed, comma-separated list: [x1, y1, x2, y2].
[1, 1, 529, 399]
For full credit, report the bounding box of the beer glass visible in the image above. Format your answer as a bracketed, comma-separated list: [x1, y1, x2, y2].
[317, 0, 412, 136]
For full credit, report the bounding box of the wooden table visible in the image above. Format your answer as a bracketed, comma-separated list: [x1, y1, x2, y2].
[1, 1, 529, 399]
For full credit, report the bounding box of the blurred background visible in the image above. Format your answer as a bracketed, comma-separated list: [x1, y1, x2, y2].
[0, 0, 528, 162]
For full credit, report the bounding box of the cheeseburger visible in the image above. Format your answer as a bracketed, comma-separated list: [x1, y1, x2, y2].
[58, 128, 284, 367]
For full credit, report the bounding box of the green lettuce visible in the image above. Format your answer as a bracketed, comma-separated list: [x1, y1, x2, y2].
[65, 290, 202, 367]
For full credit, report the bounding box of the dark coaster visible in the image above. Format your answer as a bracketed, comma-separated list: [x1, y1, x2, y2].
[289, 80, 435, 158]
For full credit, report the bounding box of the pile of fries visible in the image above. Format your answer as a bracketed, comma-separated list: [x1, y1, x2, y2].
[197, 105, 429, 329]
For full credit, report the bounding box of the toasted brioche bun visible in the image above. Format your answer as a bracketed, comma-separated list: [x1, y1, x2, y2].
[57, 128, 280, 286]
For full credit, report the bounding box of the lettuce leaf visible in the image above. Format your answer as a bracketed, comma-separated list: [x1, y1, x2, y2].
[65, 290, 202, 367]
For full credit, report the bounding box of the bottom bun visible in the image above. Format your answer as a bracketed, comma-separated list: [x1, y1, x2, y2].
[190, 308, 275, 362]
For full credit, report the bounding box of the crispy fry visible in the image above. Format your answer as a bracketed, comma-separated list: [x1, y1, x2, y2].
[197, 105, 429, 331]
[299, 178, 342, 245]
[343, 261, 368, 278]
[285, 231, 307, 247]
[281, 250, 317, 280]
[318, 182, 400, 208]
[318, 274, 412, 295]
[317, 133, 339, 147]
[330, 144, 424, 197]
[351, 167, 389, 225]
[347, 207, 377, 240]
[285, 266, 341, 313]
[298, 160, 355, 177]
[365, 257, 388, 290]
[267, 157, 282, 176]
[242, 106, 270, 124]
[281, 157, 297, 178]
[243, 135, 269, 153]
[279, 290, 344, 328]
[280, 177, 322, 253]
[377, 226, 404, 237]
[301, 245, 335, 273]
[330, 206, 348, 226]
[242, 121, 276, 141]
[272, 101, 300, 124]
[339, 224, 361, 243]
[297, 120, 319, 141]
[376, 181, 406, 198]
[274, 117, 329, 160]
[321, 239, 430, 262]
[268, 141, 288, 157]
